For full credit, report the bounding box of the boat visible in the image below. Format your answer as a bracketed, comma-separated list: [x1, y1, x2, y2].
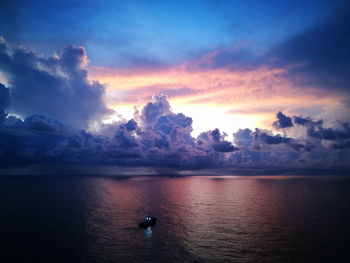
[139, 216, 157, 228]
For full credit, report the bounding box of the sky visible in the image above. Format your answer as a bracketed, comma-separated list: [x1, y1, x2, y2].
[0, 0, 350, 173]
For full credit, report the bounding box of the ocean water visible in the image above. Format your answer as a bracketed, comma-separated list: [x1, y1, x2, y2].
[0, 175, 349, 262]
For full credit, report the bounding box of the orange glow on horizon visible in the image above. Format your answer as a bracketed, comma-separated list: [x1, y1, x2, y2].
[89, 62, 344, 135]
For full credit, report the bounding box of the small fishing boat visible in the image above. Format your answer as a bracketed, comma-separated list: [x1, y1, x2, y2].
[139, 216, 157, 228]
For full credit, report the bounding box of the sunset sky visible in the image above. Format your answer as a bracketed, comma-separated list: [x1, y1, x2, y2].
[0, 0, 349, 172]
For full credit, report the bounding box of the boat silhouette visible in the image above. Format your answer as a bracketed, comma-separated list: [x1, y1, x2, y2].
[139, 216, 157, 228]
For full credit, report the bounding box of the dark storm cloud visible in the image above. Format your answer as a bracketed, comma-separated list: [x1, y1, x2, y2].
[0, 37, 112, 128]
[123, 119, 137, 131]
[231, 128, 307, 168]
[0, 82, 10, 122]
[270, 2, 350, 92]
[293, 116, 322, 127]
[258, 131, 292, 145]
[23, 114, 67, 133]
[0, 94, 240, 168]
[273, 111, 293, 129]
[1, 95, 350, 170]
[0, 38, 349, 171]
[211, 141, 237, 153]
[234, 128, 306, 152]
[307, 123, 350, 141]
[288, 113, 350, 141]
[273, 112, 350, 155]
[331, 141, 350, 149]
[133, 94, 234, 167]
[197, 128, 238, 153]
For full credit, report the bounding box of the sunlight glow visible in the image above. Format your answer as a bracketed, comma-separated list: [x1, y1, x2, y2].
[90, 60, 344, 135]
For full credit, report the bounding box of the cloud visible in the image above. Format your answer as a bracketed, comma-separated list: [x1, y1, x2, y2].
[269, 2, 350, 92]
[211, 141, 237, 152]
[234, 128, 306, 151]
[140, 94, 172, 127]
[0, 94, 239, 169]
[307, 123, 350, 141]
[0, 82, 10, 122]
[0, 37, 350, 172]
[231, 127, 319, 168]
[197, 128, 238, 153]
[273, 111, 293, 129]
[91, 39, 346, 138]
[0, 94, 349, 171]
[331, 141, 350, 149]
[0, 37, 112, 129]
[275, 111, 350, 151]
[293, 116, 323, 127]
[258, 131, 292, 145]
[289, 113, 350, 141]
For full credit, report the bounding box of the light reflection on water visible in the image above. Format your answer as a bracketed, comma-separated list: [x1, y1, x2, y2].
[0, 175, 349, 262]
[144, 226, 153, 237]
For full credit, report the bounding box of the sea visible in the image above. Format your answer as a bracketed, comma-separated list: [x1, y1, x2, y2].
[0, 175, 349, 262]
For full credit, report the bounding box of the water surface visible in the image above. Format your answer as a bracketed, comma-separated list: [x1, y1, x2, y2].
[0, 175, 349, 262]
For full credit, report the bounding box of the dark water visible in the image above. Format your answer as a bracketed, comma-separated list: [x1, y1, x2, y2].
[0, 175, 349, 262]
